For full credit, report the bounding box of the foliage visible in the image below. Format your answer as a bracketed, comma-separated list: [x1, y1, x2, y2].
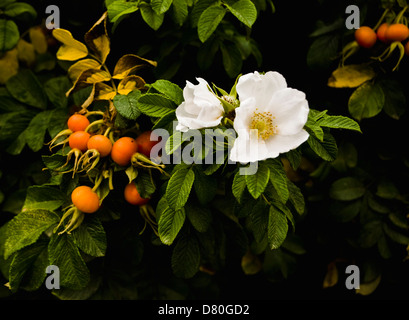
[0, 0, 408, 301]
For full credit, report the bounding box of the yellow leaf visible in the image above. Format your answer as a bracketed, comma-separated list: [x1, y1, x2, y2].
[29, 26, 48, 54]
[112, 54, 157, 80]
[323, 261, 338, 289]
[52, 28, 88, 61]
[328, 64, 376, 88]
[68, 58, 101, 82]
[117, 75, 146, 95]
[84, 11, 110, 64]
[16, 39, 36, 67]
[241, 250, 262, 275]
[66, 68, 111, 97]
[0, 48, 19, 84]
[95, 82, 116, 100]
[356, 274, 381, 296]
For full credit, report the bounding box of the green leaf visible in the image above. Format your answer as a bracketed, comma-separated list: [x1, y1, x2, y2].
[220, 41, 242, 78]
[3, 2, 37, 19]
[151, 79, 183, 105]
[44, 76, 71, 109]
[232, 171, 247, 203]
[307, 131, 338, 161]
[8, 240, 48, 292]
[48, 233, 90, 289]
[245, 161, 270, 199]
[329, 177, 366, 201]
[382, 223, 409, 245]
[151, 0, 173, 14]
[249, 199, 269, 243]
[166, 165, 195, 209]
[317, 115, 361, 133]
[6, 69, 47, 109]
[106, 0, 139, 22]
[193, 166, 217, 204]
[24, 110, 53, 152]
[265, 159, 289, 203]
[22, 185, 67, 212]
[224, 0, 257, 27]
[4, 209, 59, 259]
[307, 34, 340, 71]
[137, 93, 176, 117]
[0, 19, 19, 52]
[379, 78, 406, 120]
[186, 204, 212, 233]
[113, 90, 142, 120]
[197, 5, 226, 43]
[348, 81, 385, 121]
[287, 179, 305, 215]
[171, 234, 200, 278]
[134, 170, 156, 198]
[157, 197, 186, 245]
[172, 0, 189, 25]
[268, 205, 288, 250]
[71, 216, 107, 257]
[140, 2, 165, 30]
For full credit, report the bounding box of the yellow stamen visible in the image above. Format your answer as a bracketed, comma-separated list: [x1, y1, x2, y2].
[249, 109, 277, 140]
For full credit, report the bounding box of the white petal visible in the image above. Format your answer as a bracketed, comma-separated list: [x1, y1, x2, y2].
[264, 130, 309, 156]
[266, 88, 309, 135]
[236, 71, 287, 105]
[229, 128, 269, 163]
[232, 98, 257, 131]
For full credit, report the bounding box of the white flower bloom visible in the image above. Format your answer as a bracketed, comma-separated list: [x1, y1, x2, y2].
[229, 71, 310, 163]
[175, 78, 224, 132]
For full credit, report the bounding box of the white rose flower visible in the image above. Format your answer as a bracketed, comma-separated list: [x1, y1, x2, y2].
[229, 71, 310, 163]
[175, 78, 224, 132]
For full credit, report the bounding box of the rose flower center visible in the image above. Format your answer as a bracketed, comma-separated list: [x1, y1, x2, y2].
[249, 110, 276, 140]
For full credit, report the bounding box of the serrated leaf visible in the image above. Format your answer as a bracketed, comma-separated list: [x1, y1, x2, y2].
[71, 216, 107, 257]
[348, 81, 385, 121]
[171, 234, 200, 278]
[268, 205, 288, 250]
[307, 131, 338, 161]
[197, 5, 226, 43]
[166, 165, 195, 209]
[317, 115, 361, 132]
[137, 93, 176, 118]
[157, 197, 186, 245]
[232, 171, 247, 203]
[224, 0, 257, 27]
[151, 79, 183, 105]
[249, 199, 269, 243]
[22, 185, 67, 212]
[8, 240, 48, 293]
[265, 159, 288, 203]
[48, 233, 90, 289]
[4, 209, 60, 259]
[245, 161, 270, 199]
[113, 90, 142, 120]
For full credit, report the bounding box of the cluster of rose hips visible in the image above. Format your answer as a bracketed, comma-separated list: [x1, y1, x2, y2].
[355, 23, 409, 54]
[50, 112, 160, 234]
